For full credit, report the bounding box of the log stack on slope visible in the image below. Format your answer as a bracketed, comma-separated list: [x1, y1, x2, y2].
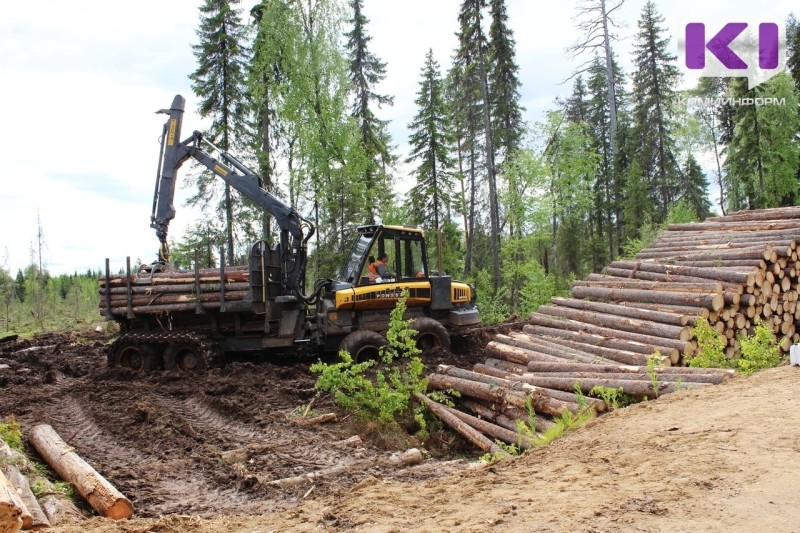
[423, 206, 799, 452]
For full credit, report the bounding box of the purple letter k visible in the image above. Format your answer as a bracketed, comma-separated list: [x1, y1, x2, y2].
[686, 22, 748, 69]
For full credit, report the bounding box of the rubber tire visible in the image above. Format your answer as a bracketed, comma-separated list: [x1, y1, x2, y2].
[338, 330, 388, 363]
[410, 317, 451, 351]
[112, 344, 160, 373]
[163, 343, 208, 373]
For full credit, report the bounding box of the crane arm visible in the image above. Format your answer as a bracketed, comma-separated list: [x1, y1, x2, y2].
[150, 95, 314, 295]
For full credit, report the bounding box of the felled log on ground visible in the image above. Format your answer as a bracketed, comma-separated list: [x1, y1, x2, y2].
[520, 374, 709, 398]
[0, 468, 24, 533]
[0, 438, 52, 530]
[427, 372, 577, 418]
[415, 394, 507, 456]
[28, 425, 133, 520]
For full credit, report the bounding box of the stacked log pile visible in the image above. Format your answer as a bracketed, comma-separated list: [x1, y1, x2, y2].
[423, 206, 799, 452]
[98, 265, 252, 316]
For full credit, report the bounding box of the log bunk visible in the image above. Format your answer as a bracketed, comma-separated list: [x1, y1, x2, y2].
[424, 206, 800, 453]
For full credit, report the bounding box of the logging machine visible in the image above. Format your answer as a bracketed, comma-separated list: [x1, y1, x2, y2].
[101, 94, 480, 372]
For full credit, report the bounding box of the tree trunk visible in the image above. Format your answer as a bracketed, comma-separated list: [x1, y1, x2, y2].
[28, 424, 133, 520]
[520, 374, 709, 398]
[2, 464, 49, 530]
[550, 296, 692, 327]
[608, 260, 755, 286]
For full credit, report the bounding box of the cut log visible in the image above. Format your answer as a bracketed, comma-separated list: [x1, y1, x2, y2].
[28, 424, 133, 520]
[427, 373, 576, 417]
[437, 365, 581, 412]
[577, 277, 724, 293]
[569, 286, 724, 312]
[415, 394, 506, 456]
[0, 438, 81, 526]
[522, 324, 671, 364]
[2, 463, 49, 530]
[0, 468, 24, 533]
[537, 304, 691, 341]
[550, 297, 694, 327]
[495, 333, 615, 364]
[472, 364, 607, 412]
[526, 361, 735, 379]
[462, 400, 528, 433]
[526, 313, 690, 357]
[520, 374, 709, 398]
[608, 260, 754, 286]
[440, 403, 534, 449]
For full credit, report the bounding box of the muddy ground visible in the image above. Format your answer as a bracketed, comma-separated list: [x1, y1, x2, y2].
[2, 327, 800, 532]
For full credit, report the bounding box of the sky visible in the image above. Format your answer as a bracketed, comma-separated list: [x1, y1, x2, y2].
[0, 0, 796, 276]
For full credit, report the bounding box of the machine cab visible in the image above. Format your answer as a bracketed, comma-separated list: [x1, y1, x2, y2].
[340, 225, 429, 287]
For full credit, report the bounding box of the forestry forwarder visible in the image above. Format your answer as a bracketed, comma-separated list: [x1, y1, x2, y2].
[101, 94, 480, 373]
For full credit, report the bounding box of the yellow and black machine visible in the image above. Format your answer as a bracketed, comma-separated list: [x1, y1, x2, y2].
[102, 95, 480, 372]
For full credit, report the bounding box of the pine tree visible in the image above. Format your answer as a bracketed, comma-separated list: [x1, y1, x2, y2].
[406, 49, 455, 241]
[189, 0, 249, 265]
[345, 0, 395, 224]
[487, 0, 523, 168]
[629, 0, 681, 224]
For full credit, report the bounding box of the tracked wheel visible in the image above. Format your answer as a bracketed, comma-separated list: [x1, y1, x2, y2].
[410, 317, 451, 351]
[110, 343, 161, 373]
[164, 342, 209, 373]
[338, 330, 388, 363]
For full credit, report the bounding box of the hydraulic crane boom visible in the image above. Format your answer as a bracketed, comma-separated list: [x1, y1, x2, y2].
[151, 94, 314, 296]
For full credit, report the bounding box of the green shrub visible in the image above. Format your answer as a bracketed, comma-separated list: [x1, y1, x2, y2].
[737, 321, 783, 374]
[688, 317, 731, 368]
[311, 291, 427, 424]
[0, 417, 23, 452]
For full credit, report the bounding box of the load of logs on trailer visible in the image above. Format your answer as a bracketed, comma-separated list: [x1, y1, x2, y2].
[422, 206, 800, 452]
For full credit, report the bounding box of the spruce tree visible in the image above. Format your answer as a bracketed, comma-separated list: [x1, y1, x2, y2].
[455, 0, 501, 293]
[346, 0, 395, 224]
[189, 0, 249, 265]
[725, 73, 800, 210]
[788, 14, 800, 90]
[488, 0, 524, 167]
[406, 50, 455, 241]
[679, 154, 711, 219]
[629, 0, 681, 224]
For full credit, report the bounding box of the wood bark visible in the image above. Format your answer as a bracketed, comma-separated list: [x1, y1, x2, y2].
[29, 424, 133, 520]
[578, 277, 724, 293]
[427, 373, 575, 418]
[608, 260, 754, 286]
[537, 304, 691, 341]
[666, 218, 800, 232]
[521, 324, 671, 363]
[526, 312, 691, 356]
[472, 364, 607, 412]
[569, 286, 724, 312]
[495, 333, 615, 365]
[438, 365, 581, 412]
[415, 394, 505, 455]
[526, 361, 735, 379]
[520, 375, 707, 398]
[99, 282, 250, 295]
[440, 403, 534, 449]
[2, 464, 50, 530]
[0, 468, 24, 533]
[550, 297, 691, 327]
[531, 335, 669, 367]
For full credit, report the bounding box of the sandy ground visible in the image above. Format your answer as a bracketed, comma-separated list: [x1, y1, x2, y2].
[3, 331, 800, 532]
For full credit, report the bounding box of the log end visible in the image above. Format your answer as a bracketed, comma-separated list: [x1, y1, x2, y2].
[103, 498, 133, 520]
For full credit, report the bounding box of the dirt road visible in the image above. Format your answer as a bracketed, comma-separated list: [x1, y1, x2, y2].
[3, 331, 800, 532]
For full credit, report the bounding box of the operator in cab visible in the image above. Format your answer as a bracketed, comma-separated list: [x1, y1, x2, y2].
[374, 253, 395, 280]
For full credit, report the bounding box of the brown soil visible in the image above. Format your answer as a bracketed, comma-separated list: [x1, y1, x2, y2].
[2, 329, 800, 532]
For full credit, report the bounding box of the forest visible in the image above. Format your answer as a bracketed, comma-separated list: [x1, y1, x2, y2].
[2, 0, 800, 333]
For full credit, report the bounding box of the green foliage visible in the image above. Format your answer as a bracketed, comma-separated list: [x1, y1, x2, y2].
[0, 417, 23, 452]
[737, 321, 783, 374]
[688, 317, 731, 368]
[589, 386, 637, 410]
[646, 352, 663, 398]
[535, 407, 596, 447]
[30, 479, 74, 499]
[311, 291, 427, 424]
[0, 265, 101, 336]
